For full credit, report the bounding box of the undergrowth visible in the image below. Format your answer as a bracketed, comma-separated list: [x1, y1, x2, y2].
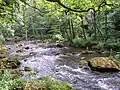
[0, 70, 75, 90]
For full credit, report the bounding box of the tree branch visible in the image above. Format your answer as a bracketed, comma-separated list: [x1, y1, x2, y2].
[46, 0, 115, 13]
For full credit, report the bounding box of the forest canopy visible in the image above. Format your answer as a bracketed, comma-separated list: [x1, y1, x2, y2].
[0, 0, 120, 48]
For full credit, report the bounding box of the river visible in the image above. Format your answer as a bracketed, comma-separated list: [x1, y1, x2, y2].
[7, 41, 120, 90]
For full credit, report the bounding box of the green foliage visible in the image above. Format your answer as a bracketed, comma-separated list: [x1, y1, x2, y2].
[72, 38, 87, 47]
[115, 52, 120, 60]
[71, 37, 96, 48]
[0, 0, 120, 50]
[0, 70, 20, 90]
[105, 42, 120, 51]
[0, 34, 5, 44]
[39, 77, 75, 90]
[111, 8, 120, 31]
[52, 34, 64, 42]
[72, 38, 82, 47]
[0, 71, 75, 90]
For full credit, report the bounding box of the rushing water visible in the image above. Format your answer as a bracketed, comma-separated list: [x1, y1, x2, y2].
[7, 41, 120, 90]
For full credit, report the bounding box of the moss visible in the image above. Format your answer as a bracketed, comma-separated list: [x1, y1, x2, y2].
[114, 60, 120, 69]
[110, 56, 120, 69]
[89, 57, 118, 68]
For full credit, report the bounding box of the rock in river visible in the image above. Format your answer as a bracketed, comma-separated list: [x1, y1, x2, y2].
[0, 56, 21, 69]
[88, 57, 120, 72]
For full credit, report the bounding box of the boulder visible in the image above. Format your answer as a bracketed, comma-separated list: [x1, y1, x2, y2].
[0, 56, 20, 69]
[79, 60, 88, 65]
[56, 44, 64, 48]
[0, 44, 7, 58]
[25, 46, 30, 50]
[88, 57, 120, 72]
[24, 66, 32, 72]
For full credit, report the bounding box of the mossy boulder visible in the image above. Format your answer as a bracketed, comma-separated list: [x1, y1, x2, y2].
[88, 57, 120, 72]
[0, 44, 7, 58]
[0, 56, 20, 69]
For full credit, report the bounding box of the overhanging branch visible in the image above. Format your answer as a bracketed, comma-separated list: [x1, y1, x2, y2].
[46, 0, 114, 13]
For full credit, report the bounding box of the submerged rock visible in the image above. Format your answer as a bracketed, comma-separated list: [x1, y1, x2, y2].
[79, 57, 86, 60]
[25, 46, 30, 50]
[16, 49, 23, 53]
[56, 44, 64, 48]
[24, 66, 32, 72]
[88, 57, 120, 72]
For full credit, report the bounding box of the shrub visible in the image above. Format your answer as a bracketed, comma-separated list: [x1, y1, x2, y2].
[72, 38, 88, 47]
[72, 37, 98, 48]
[105, 42, 120, 51]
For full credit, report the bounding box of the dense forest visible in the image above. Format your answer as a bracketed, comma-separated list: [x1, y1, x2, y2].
[1, 0, 120, 90]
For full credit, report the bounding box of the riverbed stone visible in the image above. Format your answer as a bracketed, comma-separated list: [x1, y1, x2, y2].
[88, 57, 120, 72]
[80, 57, 86, 60]
[79, 60, 88, 65]
[25, 46, 30, 50]
[24, 66, 32, 72]
[56, 43, 64, 48]
[81, 50, 96, 54]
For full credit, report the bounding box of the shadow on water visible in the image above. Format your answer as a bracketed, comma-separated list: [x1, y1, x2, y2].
[7, 41, 120, 90]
